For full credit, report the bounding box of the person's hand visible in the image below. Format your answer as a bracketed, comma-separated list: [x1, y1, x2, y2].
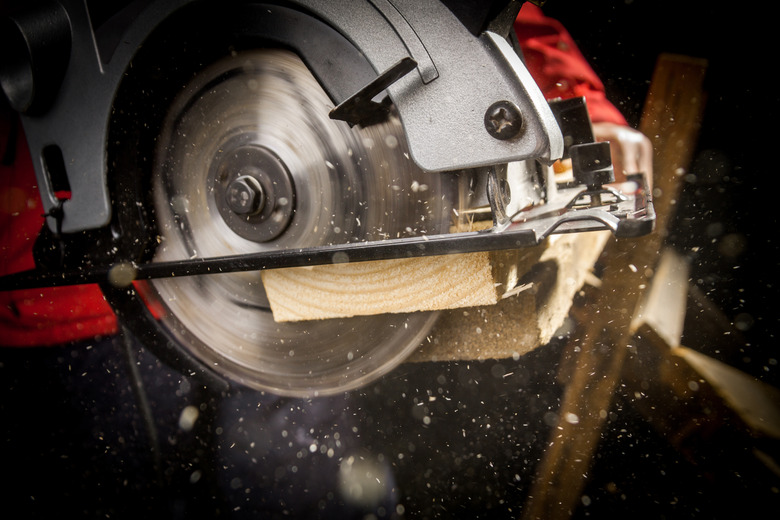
[592, 122, 653, 187]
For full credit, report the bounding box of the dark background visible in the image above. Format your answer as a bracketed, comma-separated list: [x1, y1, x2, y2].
[1, 1, 778, 519]
[541, 2, 780, 517]
[544, 0, 777, 387]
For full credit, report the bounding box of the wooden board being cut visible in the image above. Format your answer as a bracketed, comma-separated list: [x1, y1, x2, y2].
[261, 248, 522, 322]
[261, 220, 610, 361]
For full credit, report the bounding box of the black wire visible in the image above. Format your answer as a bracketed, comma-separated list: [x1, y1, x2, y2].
[120, 325, 164, 489]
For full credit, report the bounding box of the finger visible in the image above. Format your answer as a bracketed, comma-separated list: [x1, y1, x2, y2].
[608, 140, 627, 183]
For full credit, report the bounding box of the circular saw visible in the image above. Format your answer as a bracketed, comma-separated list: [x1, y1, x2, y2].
[0, 0, 655, 397]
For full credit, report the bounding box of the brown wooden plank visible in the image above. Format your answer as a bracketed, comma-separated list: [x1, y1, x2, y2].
[261, 251, 503, 322]
[521, 53, 708, 520]
[639, 53, 709, 234]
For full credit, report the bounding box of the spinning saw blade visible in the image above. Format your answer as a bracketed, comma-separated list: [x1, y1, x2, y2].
[140, 49, 456, 396]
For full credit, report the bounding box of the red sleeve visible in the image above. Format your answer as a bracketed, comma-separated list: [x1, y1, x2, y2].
[514, 3, 627, 126]
[0, 107, 117, 347]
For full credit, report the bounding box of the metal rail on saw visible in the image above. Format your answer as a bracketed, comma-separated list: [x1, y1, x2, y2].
[0, 172, 653, 291]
